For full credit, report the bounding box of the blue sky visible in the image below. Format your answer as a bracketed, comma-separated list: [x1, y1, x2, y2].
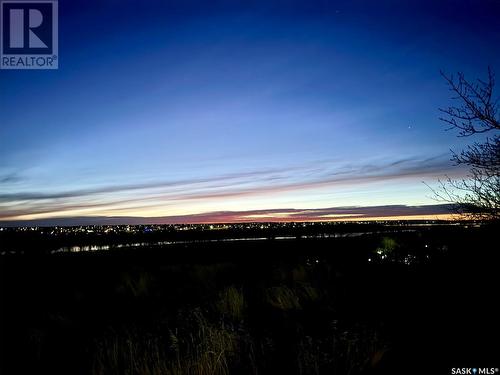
[1, 0, 499, 223]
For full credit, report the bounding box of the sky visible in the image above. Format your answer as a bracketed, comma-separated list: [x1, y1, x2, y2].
[0, 0, 499, 224]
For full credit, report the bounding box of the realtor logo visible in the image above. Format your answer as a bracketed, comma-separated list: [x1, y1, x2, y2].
[1, 0, 58, 69]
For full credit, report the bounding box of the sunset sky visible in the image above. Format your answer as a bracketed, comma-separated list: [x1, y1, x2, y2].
[1, 0, 499, 224]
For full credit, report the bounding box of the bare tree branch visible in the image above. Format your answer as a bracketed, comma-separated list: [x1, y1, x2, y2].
[433, 68, 500, 220]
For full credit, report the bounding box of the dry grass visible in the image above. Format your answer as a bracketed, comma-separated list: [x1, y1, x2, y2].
[118, 271, 153, 298]
[215, 286, 246, 321]
[92, 312, 237, 375]
[264, 285, 301, 310]
[296, 325, 384, 375]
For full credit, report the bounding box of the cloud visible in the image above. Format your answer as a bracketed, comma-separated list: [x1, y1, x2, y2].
[0, 168, 291, 202]
[0, 154, 464, 220]
[0, 173, 21, 184]
[0, 204, 456, 226]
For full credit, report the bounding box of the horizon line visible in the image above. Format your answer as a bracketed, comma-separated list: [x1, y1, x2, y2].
[0, 203, 461, 227]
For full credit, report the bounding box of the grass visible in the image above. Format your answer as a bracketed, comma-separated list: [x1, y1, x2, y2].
[215, 286, 246, 321]
[5, 227, 495, 374]
[264, 286, 301, 310]
[92, 311, 238, 375]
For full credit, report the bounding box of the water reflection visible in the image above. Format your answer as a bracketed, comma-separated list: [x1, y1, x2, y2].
[51, 230, 415, 254]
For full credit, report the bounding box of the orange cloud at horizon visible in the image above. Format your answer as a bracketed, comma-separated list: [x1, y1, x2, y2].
[0, 204, 461, 226]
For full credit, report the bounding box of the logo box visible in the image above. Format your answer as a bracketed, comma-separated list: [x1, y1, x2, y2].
[1, 0, 58, 69]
